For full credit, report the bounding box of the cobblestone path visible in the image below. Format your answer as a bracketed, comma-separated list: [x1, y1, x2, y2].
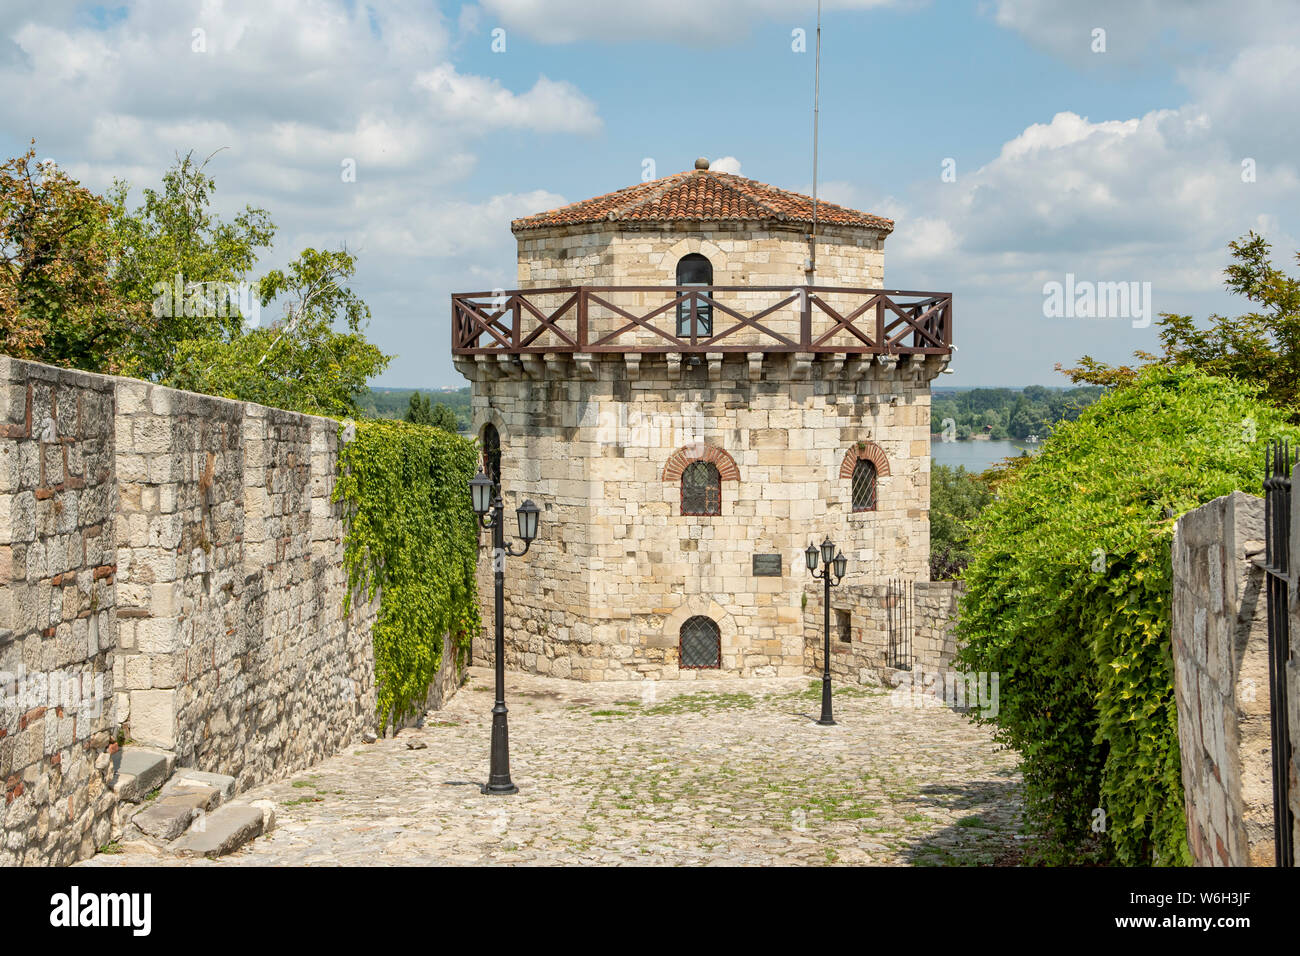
[84, 667, 1023, 866]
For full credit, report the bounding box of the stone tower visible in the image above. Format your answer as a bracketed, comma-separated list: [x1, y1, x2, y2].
[452, 160, 952, 680]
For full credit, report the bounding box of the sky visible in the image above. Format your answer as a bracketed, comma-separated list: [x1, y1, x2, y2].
[2, 0, 1297, 388]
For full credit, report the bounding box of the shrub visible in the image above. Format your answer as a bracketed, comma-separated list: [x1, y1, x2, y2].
[957, 366, 1297, 865]
[333, 419, 482, 731]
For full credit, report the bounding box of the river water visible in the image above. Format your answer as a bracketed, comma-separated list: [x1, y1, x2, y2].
[930, 438, 1042, 472]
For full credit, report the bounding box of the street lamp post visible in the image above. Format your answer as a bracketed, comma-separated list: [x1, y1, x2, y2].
[805, 537, 848, 726]
[470, 470, 540, 795]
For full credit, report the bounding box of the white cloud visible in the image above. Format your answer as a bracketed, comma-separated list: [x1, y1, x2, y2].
[414, 66, 600, 133]
[0, 0, 603, 386]
[990, 0, 1300, 65]
[476, 0, 902, 45]
[711, 156, 742, 175]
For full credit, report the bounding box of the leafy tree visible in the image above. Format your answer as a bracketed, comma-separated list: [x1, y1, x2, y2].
[1, 144, 390, 417]
[166, 247, 389, 417]
[1059, 232, 1300, 417]
[107, 148, 275, 379]
[928, 464, 993, 580]
[429, 402, 459, 434]
[405, 391, 433, 424]
[933, 387, 1102, 441]
[957, 366, 1298, 865]
[0, 145, 147, 371]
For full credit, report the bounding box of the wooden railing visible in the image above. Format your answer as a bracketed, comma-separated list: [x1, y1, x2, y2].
[451, 286, 953, 356]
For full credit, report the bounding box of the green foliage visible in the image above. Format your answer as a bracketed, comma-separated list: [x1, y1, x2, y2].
[429, 403, 459, 434]
[3, 144, 389, 416]
[406, 391, 433, 424]
[403, 392, 459, 433]
[106, 148, 275, 379]
[165, 247, 390, 417]
[0, 145, 147, 371]
[956, 366, 1298, 865]
[932, 386, 1103, 441]
[360, 386, 471, 429]
[1061, 232, 1300, 419]
[333, 420, 481, 731]
[928, 464, 993, 580]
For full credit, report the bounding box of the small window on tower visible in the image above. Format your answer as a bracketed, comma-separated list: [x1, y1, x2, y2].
[852, 459, 877, 512]
[680, 616, 721, 669]
[837, 609, 852, 644]
[681, 460, 722, 516]
[675, 253, 714, 338]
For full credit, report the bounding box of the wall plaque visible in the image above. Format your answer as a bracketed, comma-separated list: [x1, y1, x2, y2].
[752, 554, 783, 577]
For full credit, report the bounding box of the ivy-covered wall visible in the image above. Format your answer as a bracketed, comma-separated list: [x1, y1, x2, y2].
[957, 367, 1299, 865]
[334, 419, 481, 732]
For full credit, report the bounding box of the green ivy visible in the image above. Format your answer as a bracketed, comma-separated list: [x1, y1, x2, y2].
[333, 419, 482, 732]
[957, 366, 1297, 865]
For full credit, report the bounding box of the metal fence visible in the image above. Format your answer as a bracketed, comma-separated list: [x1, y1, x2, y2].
[1264, 440, 1295, 867]
[886, 578, 914, 671]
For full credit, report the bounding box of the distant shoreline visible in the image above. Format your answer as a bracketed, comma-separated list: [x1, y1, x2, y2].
[930, 435, 1041, 444]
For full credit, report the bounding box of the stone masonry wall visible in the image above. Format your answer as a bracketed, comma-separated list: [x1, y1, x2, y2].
[1171, 492, 1273, 866]
[0, 360, 118, 865]
[462, 350, 940, 681]
[462, 211, 941, 682]
[511, 222, 888, 353]
[803, 579, 963, 686]
[113, 385, 379, 791]
[0, 355, 457, 865]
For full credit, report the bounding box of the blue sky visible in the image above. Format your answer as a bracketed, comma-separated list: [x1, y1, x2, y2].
[3, 0, 1297, 388]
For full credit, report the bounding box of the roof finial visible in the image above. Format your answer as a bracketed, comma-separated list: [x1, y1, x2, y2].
[694, 157, 710, 170]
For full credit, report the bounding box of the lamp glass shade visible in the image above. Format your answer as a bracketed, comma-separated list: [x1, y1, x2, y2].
[516, 499, 540, 542]
[821, 537, 836, 566]
[833, 551, 847, 579]
[805, 543, 819, 571]
[470, 471, 493, 515]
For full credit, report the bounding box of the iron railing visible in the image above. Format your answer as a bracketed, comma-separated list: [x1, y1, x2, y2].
[886, 578, 914, 671]
[451, 285, 953, 355]
[1264, 439, 1295, 867]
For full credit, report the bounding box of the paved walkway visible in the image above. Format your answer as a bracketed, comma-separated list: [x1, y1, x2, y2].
[83, 667, 1022, 866]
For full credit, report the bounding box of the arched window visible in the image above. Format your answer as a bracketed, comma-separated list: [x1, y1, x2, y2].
[852, 459, 877, 512]
[482, 424, 501, 489]
[680, 616, 721, 669]
[681, 460, 722, 516]
[676, 253, 713, 338]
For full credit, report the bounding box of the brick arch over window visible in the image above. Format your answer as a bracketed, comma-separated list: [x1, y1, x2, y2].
[839, 442, 891, 480]
[662, 443, 740, 482]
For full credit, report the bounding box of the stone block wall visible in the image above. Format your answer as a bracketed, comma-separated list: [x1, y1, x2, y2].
[0, 360, 118, 865]
[462, 351, 939, 681]
[803, 578, 963, 686]
[0, 355, 454, 865]
[1171, 492, 1274, 866]
[113, 386, 379, 791]
[511, 222, 888, 352]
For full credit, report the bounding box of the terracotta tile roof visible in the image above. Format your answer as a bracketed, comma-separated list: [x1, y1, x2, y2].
[511, 168, 894, 233]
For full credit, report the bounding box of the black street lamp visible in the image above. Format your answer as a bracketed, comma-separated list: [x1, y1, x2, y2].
[470, 469, 540, 795]
[805, 537, 847, 726]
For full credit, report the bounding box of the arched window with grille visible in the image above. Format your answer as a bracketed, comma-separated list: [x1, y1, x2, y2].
[681, 460, 722, 516]
[482, 424, 501, 489]
[680, 616, 721, 669]
[675, 253, 713, 338]
[852, 459, 877, 512]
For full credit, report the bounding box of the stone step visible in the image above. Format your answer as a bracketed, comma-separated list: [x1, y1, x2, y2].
[109, 748, 175, 803]
[171, 804, 267, 859]
[165, 769, 237, 803]
[131, 783, 221, 842]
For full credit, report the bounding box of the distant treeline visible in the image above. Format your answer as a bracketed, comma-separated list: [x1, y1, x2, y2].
[358, 386, 471, 430]
[932, 386, 1105, 441]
